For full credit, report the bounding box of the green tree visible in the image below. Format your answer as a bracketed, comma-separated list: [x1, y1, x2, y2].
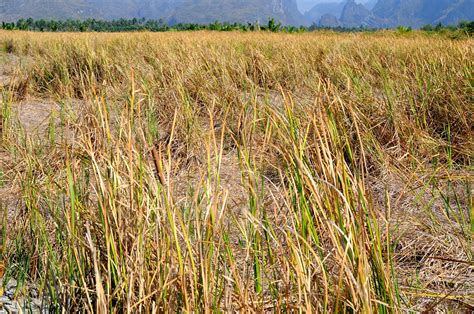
[267, 18, 281, 32]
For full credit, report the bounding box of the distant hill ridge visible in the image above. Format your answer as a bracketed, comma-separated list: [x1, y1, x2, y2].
[306, 0, 474, 28]
[0, 0, 304, 25]
[1, 0, 473, 27]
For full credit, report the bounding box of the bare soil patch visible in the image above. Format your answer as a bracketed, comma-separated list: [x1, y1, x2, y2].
[16, 100, 59, 135]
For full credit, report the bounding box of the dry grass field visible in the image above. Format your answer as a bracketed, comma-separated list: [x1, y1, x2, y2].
[0, 30, 472, 312]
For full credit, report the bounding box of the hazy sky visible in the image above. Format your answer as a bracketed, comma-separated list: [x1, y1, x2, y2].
[296, 0, 372, 13]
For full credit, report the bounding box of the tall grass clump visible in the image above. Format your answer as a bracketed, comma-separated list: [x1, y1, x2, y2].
[0, 30, 472, 312]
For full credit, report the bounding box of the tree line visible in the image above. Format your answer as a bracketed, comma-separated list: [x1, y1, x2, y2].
[0, 18, 305, 33]
[1, 18, 473, 34]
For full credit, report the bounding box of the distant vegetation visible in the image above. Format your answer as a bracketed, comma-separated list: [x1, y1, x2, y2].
[0, 18, 302, 33]
[421, 21, 474, 34]
[1, 18, 473, 35]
